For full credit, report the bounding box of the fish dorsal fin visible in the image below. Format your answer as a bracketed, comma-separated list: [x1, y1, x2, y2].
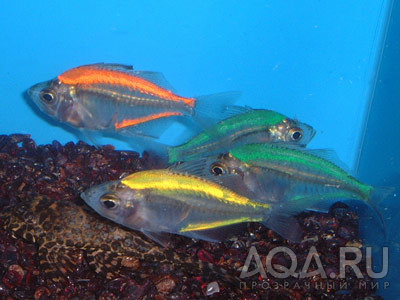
[169, 158, 210, 177]
[169, 158, 260, 199]
[255, 144, 350, 172]
[132, 71, 177, 92]
[220, 105, 254, 119]
[80, 63, 177, 92]
[304, 149, 350, 173]
[85, 63, 135, 72]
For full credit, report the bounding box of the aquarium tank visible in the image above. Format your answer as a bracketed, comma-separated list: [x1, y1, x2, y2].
[0, 1, 398, 298]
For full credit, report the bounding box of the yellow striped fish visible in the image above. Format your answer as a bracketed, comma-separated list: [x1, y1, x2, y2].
[81, 169, 302, 245]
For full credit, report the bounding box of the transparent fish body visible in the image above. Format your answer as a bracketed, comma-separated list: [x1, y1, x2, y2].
[172, 143, 374, 208]
[230, 143, 373, 203]
[167, 107, 316, 163]
[81, 169, 303, 243]
[28, 63, 239, 139]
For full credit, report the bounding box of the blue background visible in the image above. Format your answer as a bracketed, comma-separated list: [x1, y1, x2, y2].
[0, 0, 391, 169]
[1, 0, 397, 297]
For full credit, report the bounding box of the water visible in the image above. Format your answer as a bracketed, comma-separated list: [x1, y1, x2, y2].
[0, 0, 398, 297]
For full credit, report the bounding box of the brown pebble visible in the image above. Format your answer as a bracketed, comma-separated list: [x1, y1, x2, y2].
[2, 264, 24, 288]
[121, 256, 141, 269]
[156, 276, 176, 294]
[34, 286, 50, 299]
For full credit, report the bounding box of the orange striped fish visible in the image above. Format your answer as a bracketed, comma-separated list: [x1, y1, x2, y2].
[28, 63, 239, 139]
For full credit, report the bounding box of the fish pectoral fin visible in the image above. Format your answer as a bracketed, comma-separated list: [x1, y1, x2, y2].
[140, 229, 173, 248]
[38, 246, 83, 283]
[79, 129, 102, 147]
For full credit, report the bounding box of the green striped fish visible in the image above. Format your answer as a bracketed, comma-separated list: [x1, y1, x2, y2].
[167, 106, 315, 163]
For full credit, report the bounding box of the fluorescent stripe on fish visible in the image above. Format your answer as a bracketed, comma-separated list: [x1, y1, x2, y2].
[230, 143, 373, 199]
[115, 112, 184, 129]
[180, 216, 263, 232]
[58, 65, 196, 107]
[170, 110, 286, 154]
[167, 108, 315, 163]
[121, 169, 270, 209]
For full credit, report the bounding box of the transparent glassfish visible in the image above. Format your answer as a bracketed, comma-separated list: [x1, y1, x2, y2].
[27, 63, 240, 140]
[174, 143, 385, 232]
[167, 106, 315, 163]
[81, 169, 303, 246]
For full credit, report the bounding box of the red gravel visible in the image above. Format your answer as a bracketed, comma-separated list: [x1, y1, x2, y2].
[0, 134, 383, 299]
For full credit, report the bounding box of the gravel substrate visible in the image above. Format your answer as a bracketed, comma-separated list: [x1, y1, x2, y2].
[0, 134, 382, 299]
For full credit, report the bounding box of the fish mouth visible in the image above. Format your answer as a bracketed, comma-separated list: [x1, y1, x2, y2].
[296, 122, 316, 145]
[27, 80, 52, 99]
[27, 80, 54, 111]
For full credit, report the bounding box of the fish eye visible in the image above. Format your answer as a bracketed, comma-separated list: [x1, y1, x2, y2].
[289, 128, 303, 141]
[210, 162, 226, 176]
[100, 194, 120, 210]
[40, 90, 56, 104]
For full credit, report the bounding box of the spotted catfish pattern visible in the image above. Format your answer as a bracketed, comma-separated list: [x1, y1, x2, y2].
[1, 196, 238, 285]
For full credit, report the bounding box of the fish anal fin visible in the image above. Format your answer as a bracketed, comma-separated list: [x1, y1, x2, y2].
[140, 229, 173, 248]
[116, 112, 181, 139]
[262, 203, 305, 243]
[185, 223, 248, 242]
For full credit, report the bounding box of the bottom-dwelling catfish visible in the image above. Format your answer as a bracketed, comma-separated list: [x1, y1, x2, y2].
[0, 196, 239, 286]
[81, 169, 303, 245]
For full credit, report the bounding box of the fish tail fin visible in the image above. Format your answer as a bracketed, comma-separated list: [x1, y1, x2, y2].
[192, 91, 241, 128]
[167, 146, 181, 164]
[261, 203, 303, 243]
[136, 137, 169, 163]
[366, 187, 395, 241]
